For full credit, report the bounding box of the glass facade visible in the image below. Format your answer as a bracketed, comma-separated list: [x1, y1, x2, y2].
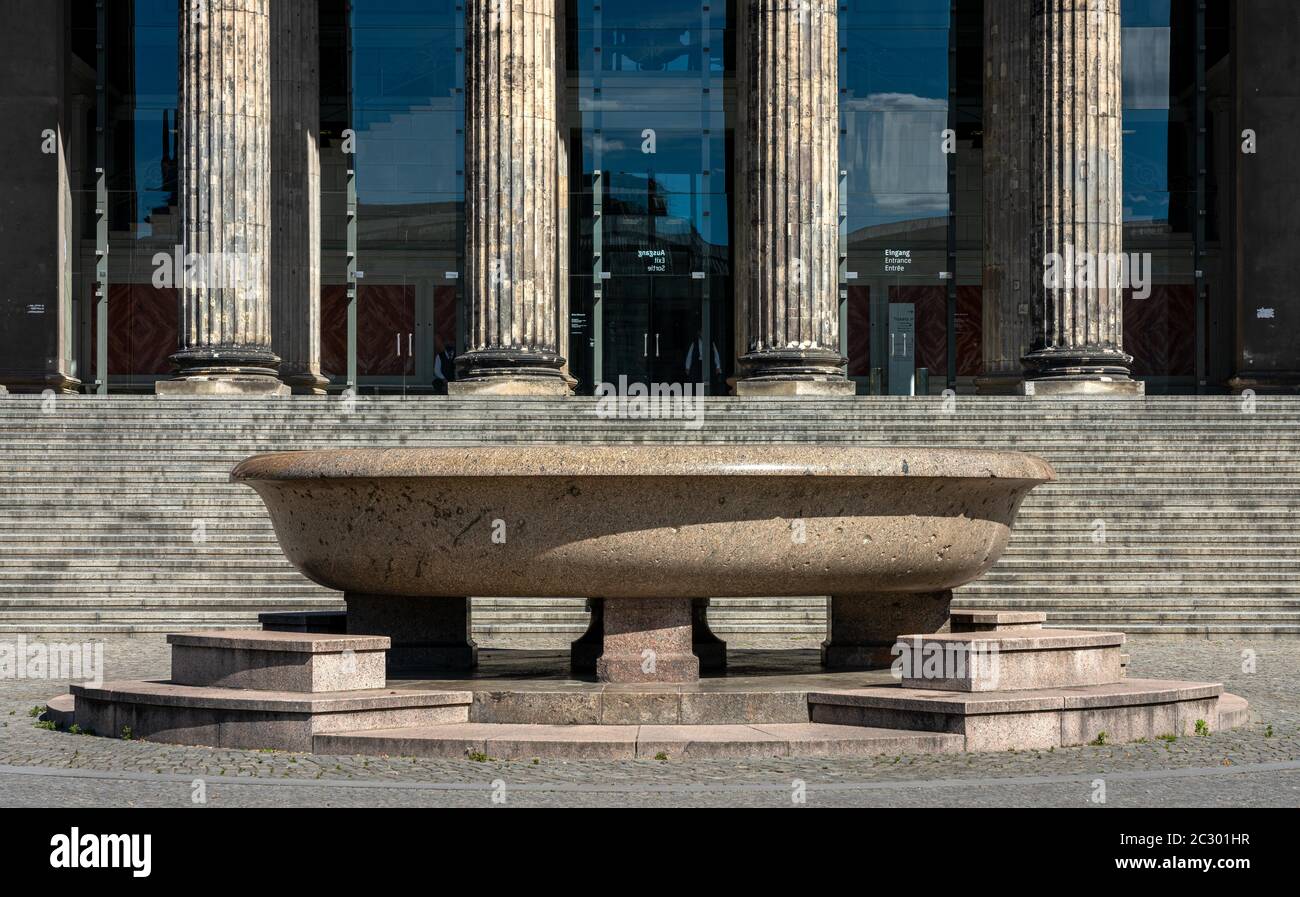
[70, 0, 1243, 395]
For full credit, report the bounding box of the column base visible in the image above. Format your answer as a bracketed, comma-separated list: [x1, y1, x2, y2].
[1228, 373, 1300, 395]
[596, 598, 700, 684]
[736, 347, 852, 396]
[735, 378, 856, 397]
[449, 378, 570, 397]
[279, 368, 330, 396]
[822, 590, 952, 670]
[571, 597, 726, 675]
[974, 374, 1024, 396]
[1021, 378, 1145, 398]
[0, 373, 81, 394]
[157, 376, 290, 397]
[346, 593, 478, 675]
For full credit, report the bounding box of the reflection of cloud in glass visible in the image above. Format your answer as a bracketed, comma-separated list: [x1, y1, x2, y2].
[592, 135, 627, 153]
[844, 93, 948, 213]
[1122, 27, 1171, 111]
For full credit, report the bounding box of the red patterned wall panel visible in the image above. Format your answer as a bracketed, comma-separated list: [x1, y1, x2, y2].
[956, 285, 983, 377]
[846, 285, 871, 377]
[1124, 284, 1196, 377]
[91, 284, 178, 376]
[319, 284, 417, 377]
[321, 285, 347, 375]
[433, 286, 458, 353]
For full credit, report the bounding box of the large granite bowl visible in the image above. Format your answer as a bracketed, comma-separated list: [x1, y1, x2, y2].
[232, 446, 1054, 599]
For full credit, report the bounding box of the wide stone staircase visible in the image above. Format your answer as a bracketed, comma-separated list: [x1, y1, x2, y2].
[1, 394, 1297, 638]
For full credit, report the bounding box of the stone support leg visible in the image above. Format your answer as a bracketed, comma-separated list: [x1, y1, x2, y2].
[160, 0, 286, 396]
[734, 0, 851, 397]
[821, 591, 953, 670]
[451, 0, 567, 396]
[346, 593, 478, 676]
[596, 599, 700, 684]
[572, 597, 725, 675]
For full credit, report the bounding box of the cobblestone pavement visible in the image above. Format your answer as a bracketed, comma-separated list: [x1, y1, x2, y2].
[0, 634, 1296, 808]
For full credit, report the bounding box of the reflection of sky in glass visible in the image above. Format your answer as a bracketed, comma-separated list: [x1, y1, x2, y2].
[352, 0, 458, 204]
[1122, 0, 1173, 223]
[841, 2, 950, 234]
[131, 0, 179, 228]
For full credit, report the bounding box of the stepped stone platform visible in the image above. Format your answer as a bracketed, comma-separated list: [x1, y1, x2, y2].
[51, 629, 1248, 760]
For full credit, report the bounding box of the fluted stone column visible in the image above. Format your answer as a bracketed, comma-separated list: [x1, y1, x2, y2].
[1020, 0, 1142, 396]
[734, 0, 852, 396]
[452, 0, 568, 396]
[978, 0, 1034, 395]
[159, 0, 287, 397]
[271, 0, 326, 394]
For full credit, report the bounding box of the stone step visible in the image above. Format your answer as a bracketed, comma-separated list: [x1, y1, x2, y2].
[808, 679, 1232, 751]
[168, 630, 391, 693]
[896, 629, 1124, 692]
[311, 722, 964, 761]
[69, 680, 472, 751]
[950, 610, 1046, 631]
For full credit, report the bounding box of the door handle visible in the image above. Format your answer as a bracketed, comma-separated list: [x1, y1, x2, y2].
[644, 334, 648, 357]
[655, 334, 660, 357]
[408, 332, 413, 357]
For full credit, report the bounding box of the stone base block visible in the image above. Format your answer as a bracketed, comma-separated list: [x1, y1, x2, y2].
[168, 630, 390, 693]
[156, 376, 291, 397]
[597, 598, 700, 684]
[1021, 378, 1146, 397]
[895, 628, 1124, 692]
[69, 680, 471, 752]
[734, 378, 857, 397]
[950, 610, 1045, 632]
[809, 679, 1230, 752]
[822, 590, 951, 670]
[448, 378, 570, 396]
[347, 593, 478, 675]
